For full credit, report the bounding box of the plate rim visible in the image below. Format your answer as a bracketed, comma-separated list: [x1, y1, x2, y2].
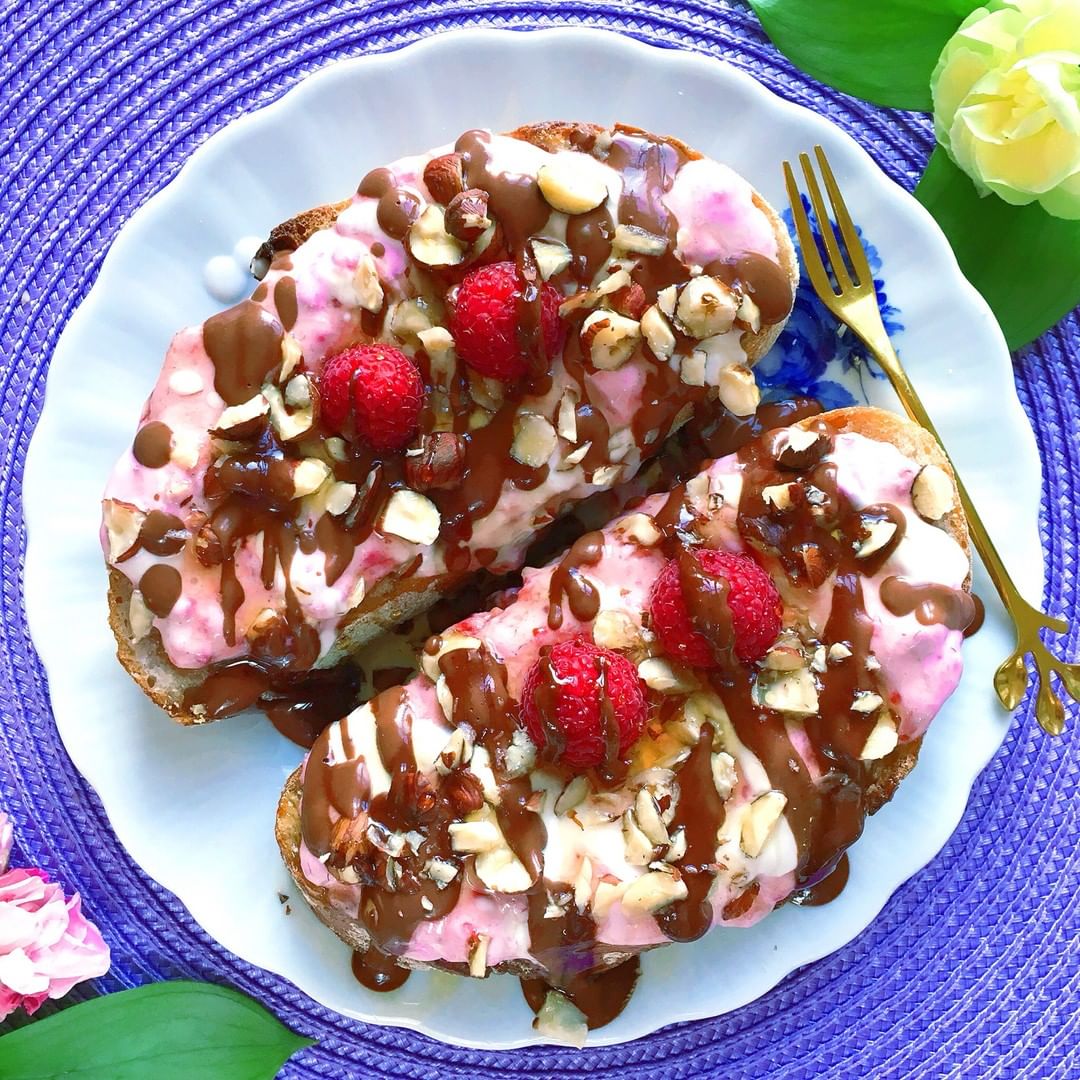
[21, 25, 1042, 1050]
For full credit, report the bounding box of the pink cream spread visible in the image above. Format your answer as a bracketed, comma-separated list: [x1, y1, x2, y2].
[100, 125, 795, 726]
[293, 415, 973, 1029]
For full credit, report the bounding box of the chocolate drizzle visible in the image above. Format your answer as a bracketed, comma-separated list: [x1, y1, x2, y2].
[132, 421, 172, 468]
[676, 547, 735, 665]
[274, 276, 298, 331]
[357, 168, 421, 240]
[138, 511, 187, 556]
[709, 421, 925, 887]
[300, 398, 973, 1032]
[880, 576, 977, 632]
[547, 531, 604, 629]
[656, 724, 726, 942]
[203, 300, 284, 405]
[304, 685, 465, 969]
[440, 648, 546, 882]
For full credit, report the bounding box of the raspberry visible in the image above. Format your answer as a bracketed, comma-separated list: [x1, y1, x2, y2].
[319, 344, 425, 452]
[450, 261, 563, 381]
[520, 637, 648, 770]
[649, 549, 782, 667]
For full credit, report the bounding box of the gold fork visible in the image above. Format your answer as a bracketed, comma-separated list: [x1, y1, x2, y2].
[784, 146, 1080, 735]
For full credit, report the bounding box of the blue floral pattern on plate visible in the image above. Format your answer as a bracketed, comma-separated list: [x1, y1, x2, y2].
[755, 199, 902, 409]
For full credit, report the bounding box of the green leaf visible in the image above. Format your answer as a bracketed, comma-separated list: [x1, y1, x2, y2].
[0, 982, 313, 1080]
[916, 147, 1080, 351]
[748, 0, 982, 110]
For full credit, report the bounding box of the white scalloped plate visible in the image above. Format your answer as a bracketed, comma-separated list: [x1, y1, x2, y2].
[23, 28, 1043, 1049]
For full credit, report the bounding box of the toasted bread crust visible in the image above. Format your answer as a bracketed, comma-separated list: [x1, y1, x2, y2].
[275, 405, 971, 979]
[107, 121, 797, 723]
[252, 199, 352, 277]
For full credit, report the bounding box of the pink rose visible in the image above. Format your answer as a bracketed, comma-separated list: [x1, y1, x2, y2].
[0, 813, 110, 1020]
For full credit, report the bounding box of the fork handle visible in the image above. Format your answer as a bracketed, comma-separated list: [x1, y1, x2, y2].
[853, 319, 1053, 634]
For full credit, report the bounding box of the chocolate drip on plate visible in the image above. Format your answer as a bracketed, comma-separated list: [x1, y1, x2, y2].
[521, 883, 640, 1030]
[520, 957, 641, 1032]
[351, 948, 411, 993]
[790, 852, 851, 908]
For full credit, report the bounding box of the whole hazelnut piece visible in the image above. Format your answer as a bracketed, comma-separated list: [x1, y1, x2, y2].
[423, 154, 466, 205]
[445, 189, 492, 244]
[405, 432, 467, 491]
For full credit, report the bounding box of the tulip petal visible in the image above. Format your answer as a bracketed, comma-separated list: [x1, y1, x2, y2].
[1019, 57, 1080, 134]
[1020, 6, 1080, 56]
[1038, 170, 1080, 219]
[975, 121, 1080, 196]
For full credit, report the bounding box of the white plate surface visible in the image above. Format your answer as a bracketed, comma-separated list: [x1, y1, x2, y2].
[23, 28, 1043, 1049]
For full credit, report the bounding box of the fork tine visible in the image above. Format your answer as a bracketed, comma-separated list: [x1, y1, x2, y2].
[815, 146, 873, 289]
[799, 153, 853, 292]
[783, 160, 838, 301]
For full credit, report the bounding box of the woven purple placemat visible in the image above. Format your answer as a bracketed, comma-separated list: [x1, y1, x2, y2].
[2, 2, 1078, 1076]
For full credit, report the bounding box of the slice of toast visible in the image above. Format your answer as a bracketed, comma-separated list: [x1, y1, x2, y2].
[275, 406, 972, 991]
[102, 121, 798, 724]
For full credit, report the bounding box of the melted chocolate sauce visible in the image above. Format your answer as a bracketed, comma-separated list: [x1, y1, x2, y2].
[965, 594, 985, 638]
[139, 564, 181, 617]
[520, 957, 641, 1031]
[547, 531, 604, 629]
[274, 276, 298, 331]
[132, 421, 172, 468]
[305, 685, 465, 972]
[880, 576, 977, 632]
[676, 547, 734, 665]
[722, 422, 928, 885]
[203, 300, 284, 405]
[656, 725, 725, 942]
[140, 130, 812, 1022]
[357, 168, 421, 240]
[139, 511, 187, 556]
[352, 948, 411, 992]
[790, 852, 850, 907]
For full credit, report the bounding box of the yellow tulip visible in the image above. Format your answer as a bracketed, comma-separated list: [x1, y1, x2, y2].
[932, 0, 1080, 219]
